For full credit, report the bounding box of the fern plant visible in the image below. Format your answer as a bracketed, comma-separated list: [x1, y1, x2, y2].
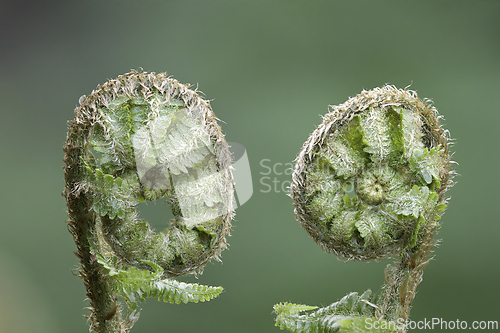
[275, 86, 453, 332]
[63, 71, 234, 332]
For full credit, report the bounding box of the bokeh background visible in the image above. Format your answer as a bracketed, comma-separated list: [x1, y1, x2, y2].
[1, 1, 499, 332]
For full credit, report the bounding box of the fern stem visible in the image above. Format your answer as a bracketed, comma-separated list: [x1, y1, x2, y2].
[64, 128, 120, 332]
[378, 223, 438, 326]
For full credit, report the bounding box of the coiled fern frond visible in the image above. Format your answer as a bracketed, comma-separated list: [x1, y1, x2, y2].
[275, 85, 454, 333]
[63, 70, 234, 332]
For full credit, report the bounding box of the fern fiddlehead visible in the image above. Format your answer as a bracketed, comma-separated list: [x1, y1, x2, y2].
[63, 71, 234, 332]
[275, 86, 453, 332]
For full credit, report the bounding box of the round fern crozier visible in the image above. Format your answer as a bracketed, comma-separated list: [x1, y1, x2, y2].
[291, 85, 451, 261]
[64, 70, 234, 277]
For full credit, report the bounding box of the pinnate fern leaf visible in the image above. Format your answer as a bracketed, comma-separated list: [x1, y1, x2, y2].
[359, 107, 395, 164]
[274, 303, 319, 318]
[274, 291, 396, 333]
[384, 185, 439, 220]
[97, 255, 223, 310]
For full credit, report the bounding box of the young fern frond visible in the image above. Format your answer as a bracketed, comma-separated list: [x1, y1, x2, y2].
[274, 303, 319, 318]
[97, 255, 223, 310]
[274, 291, 395, 333]
[63, 71, 234, 332]
[276, 85, 453, 333]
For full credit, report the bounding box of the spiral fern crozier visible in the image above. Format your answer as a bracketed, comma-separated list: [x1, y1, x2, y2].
[63, 71, 234, 332]
[275, 86, 453, 333]
[292, 85, 450, 261]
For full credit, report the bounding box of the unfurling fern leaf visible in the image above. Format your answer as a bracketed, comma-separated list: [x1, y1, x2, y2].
[274, 291, 397, 333]
[97, 255, 222, 310]
[276, 85, 453, 333]
[64, 71, 234, 332]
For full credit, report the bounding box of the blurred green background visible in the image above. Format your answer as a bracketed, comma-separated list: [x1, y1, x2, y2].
[1, 1, 499, 332]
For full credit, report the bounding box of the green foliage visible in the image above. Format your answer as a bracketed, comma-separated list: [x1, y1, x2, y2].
[384, 185, 440, 220]
[274, 291, 396, 333]
[96, 255, 223, 310]
[359, 107, 396, 164]
[322, 135, 366, 180]
[84, 164, 139, 220]
[274, 303, 319, 318]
